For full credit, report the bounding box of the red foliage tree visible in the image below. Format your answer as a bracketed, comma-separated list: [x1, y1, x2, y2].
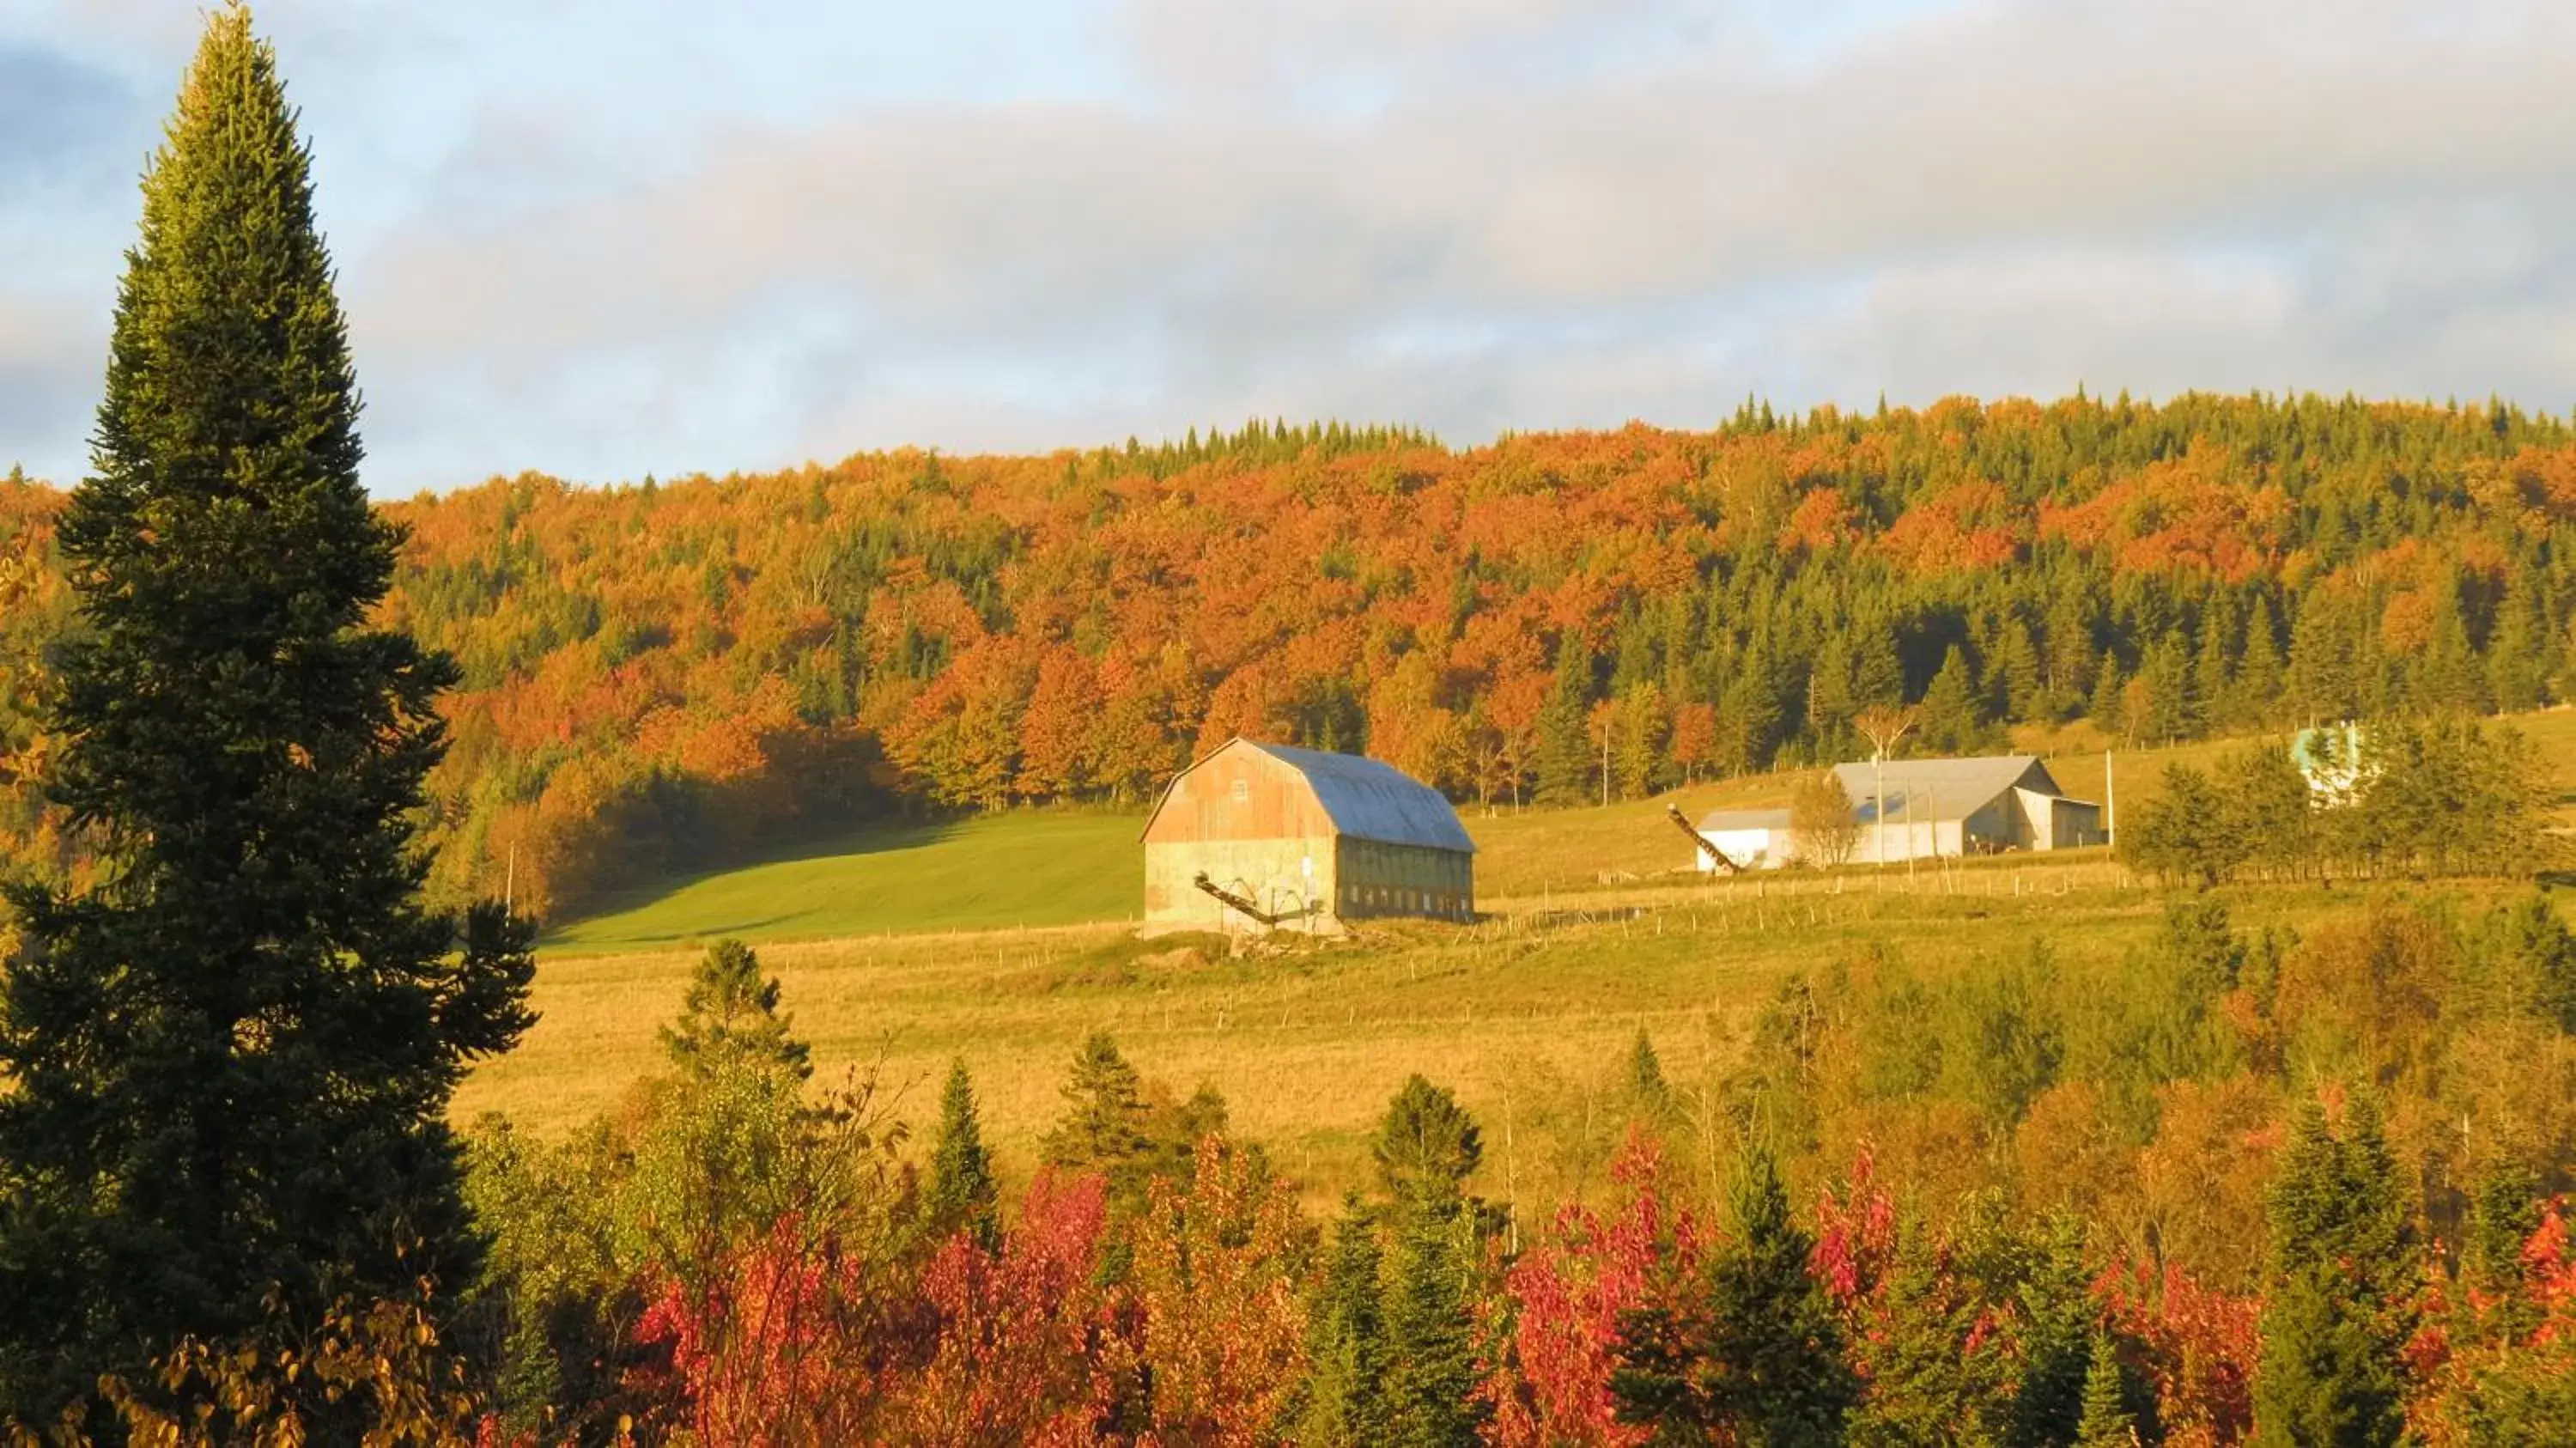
[1479, 1132, 1704, 1448]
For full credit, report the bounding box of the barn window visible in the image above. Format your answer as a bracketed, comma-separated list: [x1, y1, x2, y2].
[1230, 779, 1249, 802]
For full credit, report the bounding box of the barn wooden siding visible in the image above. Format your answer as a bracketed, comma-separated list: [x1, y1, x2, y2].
[1139, 739, 1474, 931]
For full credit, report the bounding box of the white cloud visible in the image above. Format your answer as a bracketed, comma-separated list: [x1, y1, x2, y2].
[7, 0, 2576, 487]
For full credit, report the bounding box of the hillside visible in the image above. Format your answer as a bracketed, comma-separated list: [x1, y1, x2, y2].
[10, 394, 2576, 925]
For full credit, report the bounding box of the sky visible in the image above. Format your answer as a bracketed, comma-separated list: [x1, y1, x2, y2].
[3, 0, 2575, 494]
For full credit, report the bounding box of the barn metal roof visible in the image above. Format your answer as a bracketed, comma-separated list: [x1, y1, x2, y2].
[1241, 741, 1478, 854]
[1696, 807, 1794, 832]
[1829, 754, 2069, 825]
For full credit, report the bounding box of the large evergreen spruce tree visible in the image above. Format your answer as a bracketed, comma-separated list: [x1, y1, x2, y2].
[0, 5, 532, 1411]
[2251, 1095, 2416, 1447]
[1300, 1195, 1391, 1445]
[925, 1057, 999, 1250]
[1613, 1142, 1854, 1445]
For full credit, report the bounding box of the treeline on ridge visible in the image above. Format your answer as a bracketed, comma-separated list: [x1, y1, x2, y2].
[8, 392, 2576, 916]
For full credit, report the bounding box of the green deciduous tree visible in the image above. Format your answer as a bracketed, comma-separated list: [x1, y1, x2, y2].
[0, 8, 533, 1415]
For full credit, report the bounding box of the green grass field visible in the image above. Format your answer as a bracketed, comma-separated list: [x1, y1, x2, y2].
[468, 709, 2576, 1208]
[544, 720, 2449, 953]
[544, 812, 1146, 952]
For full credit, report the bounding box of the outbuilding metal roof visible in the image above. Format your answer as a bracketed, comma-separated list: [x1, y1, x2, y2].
[1830, 754, 2067, 825]
[1695, 807, 1794, 832]
[1241, 740, 1478, 853]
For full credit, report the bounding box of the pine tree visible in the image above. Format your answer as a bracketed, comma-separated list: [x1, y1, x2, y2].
[1372, 1075, 1483, 1211]
[2073, 1333, 2136, 1447]
[1917, 644, 1988, 754]
[0, 9, 533, 1411]
[1534, 639, 1597, 806]
[1613, 1142, 1855, 1445]
[1852, 1214, 2014, 1445]
[1301, 1196, 1391, 1445]
[2088, 656, 2127, 740]
[2252, 1095, 2415, 1448]
[659, 938, 810, 1080]
[2288, 593, 2360, 725]
[1853, 624, 1905, 712]
[1380, 1196, 1485, 1448]
[1996, 617, 2045, 724]
[1719, 636, 1784, 776]
[1613, 682, 1669, 800]
[2136, 631, 2198, 744]
[1625, 1028, 1669, 1111]
[2007, 1215, 2099, 1448]
[2486, 574, 2551, 713]
[2233, 593, 2288, 729]
[2194, 591, 2238, 731]
[1042, 1031, 1156, 1197]
[926, 1058, 999, 1250]
[2044, 592, 2101, 718]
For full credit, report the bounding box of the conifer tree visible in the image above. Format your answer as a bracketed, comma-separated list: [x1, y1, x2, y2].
[1534, 640, 1597, 806]
[1371, 1074, 1483, 1210]
[1042, 1031, 1156, 1196]
[2485, 574, 2555, 713]
[926, 1057, 999, 1249]
[2251, 1094, 2415, 1448]
[1365, 1074, 1489, 1446]
[659, 938, 809, 1080]
[2088, 656, 2128, 740]
[2288, 593, 2361, 724]
[2007, 1215, 2100, 1448]
[1851, 1214, 2014, 1445]
[2194, 591, 2238, 731]
[1301, 1196, 1391, 1445]
[1996, 617, 2045, 723]
[2233, 593, 2288, 728]
[2136, 631, 2198, 744]
[2073, 1333, 2136, 1448]
[1918, 644, 1987, 754]
[1719, 636, 1785, 776]
[2044, 593, 2100, 717]
[1381, 1196, 1485, 1448]
[1853, 624, 1905, 713]
[1625, 1027, 1669, 1111]
[0, 8, 533, 1411]
[1613, 1142, 1854, 1445]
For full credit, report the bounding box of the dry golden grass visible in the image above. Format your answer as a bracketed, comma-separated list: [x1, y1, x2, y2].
[460, 855, 2252, 1209]
[460, 707, 2576, 1210]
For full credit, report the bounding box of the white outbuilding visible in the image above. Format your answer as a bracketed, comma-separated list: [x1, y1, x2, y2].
[1689, 807, 1796, 871]
[1834, 754, 2105, 863]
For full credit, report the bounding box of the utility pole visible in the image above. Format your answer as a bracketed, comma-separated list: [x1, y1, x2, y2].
[2105, 750, 2117, 849]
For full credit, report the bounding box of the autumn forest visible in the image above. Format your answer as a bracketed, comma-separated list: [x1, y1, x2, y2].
[10, 4, 2576, 1445]
[10, 392, 2576, 916]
